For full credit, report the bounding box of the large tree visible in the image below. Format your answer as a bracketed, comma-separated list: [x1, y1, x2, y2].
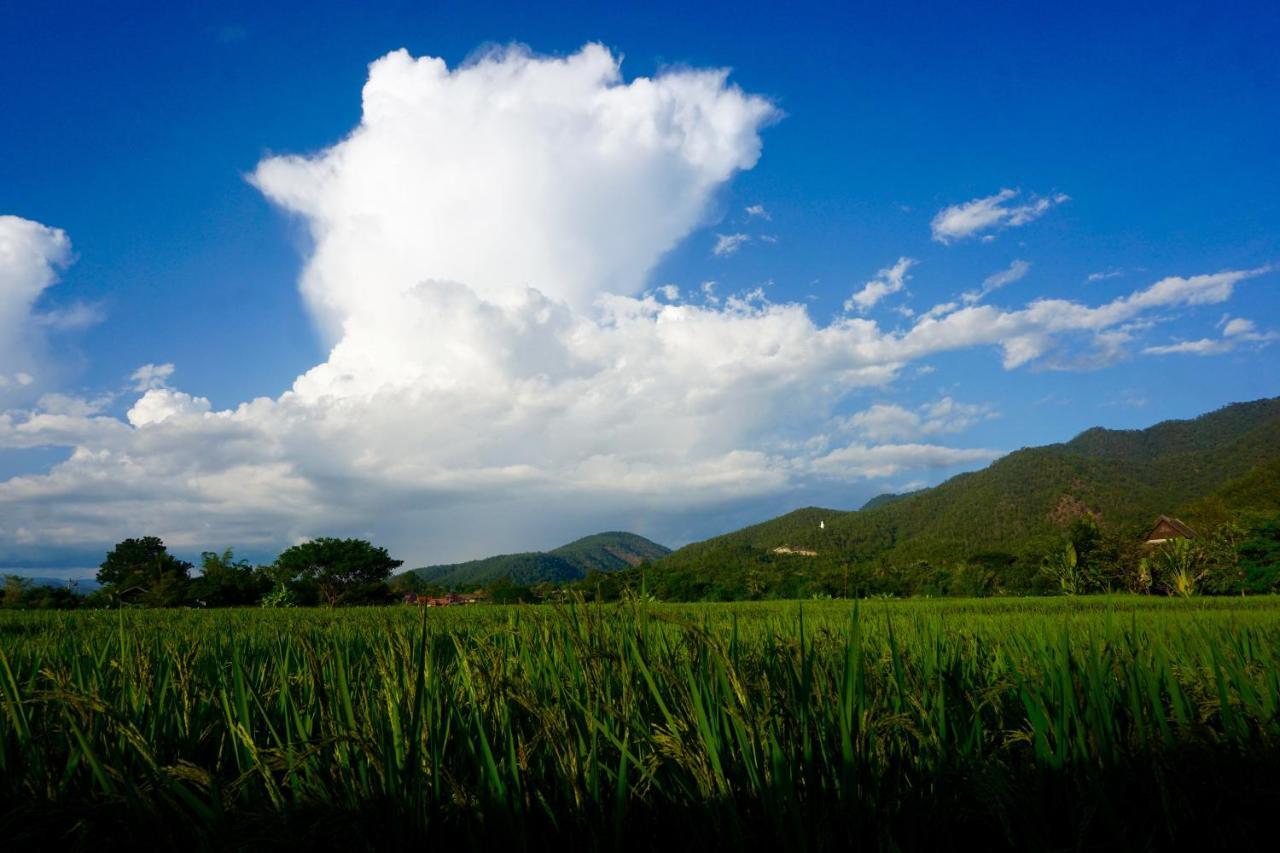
[273, 538, 402, 606]
[96, 536, 192, 607]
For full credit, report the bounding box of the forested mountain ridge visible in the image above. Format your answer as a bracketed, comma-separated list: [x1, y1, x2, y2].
[653, 397, 1280, 587]
[410, 532, 670, 587]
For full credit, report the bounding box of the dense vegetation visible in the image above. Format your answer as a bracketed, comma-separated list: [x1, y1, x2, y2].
[2, 598, 1278, 849]
[631, 397, 1280, 600]
[409, 531, 670, 587]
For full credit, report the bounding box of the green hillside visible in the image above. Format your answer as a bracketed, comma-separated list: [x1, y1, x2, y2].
[411, 531, 670, 588]
[642, 397, 1280, 599]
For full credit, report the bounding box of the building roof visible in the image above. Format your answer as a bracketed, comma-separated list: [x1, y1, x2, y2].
[1144, 515, 1197, 542]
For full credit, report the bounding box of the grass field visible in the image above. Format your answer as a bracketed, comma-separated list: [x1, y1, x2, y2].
[3, 596, 1280, 849]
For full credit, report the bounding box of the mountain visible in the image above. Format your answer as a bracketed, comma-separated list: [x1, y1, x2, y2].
[649, 397, 1280, 595]
[411, 532, 670, 588]
[15, 577, 101, 593]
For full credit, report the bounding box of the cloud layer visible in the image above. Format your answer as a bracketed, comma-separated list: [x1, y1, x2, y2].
[0, 45, 1273, 567]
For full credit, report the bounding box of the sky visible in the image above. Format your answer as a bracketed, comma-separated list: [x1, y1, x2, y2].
[1, 0, 1278, 576]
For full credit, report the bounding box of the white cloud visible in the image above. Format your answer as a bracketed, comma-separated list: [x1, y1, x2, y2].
[0, 216, 72, 398]
[844, 257, 915, 313]
[808, 442, 1002, 479]
[931, 189, 1068, 244]
[1141, 338, 1230, 356]
[1223, 317, 1257, 337]
[1143, 314, 1277, 357]
[130, 363, 176, 391]
[713, 233, 751, 256]
[0, 45, 1273, 566]
[745, 204, 770, 220]
[1087, 269, 1124, 283]
[963, 259, 1030, 304]
[842, 396, 997, 442]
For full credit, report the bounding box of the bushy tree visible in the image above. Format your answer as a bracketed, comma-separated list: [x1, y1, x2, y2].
[188, 549, 270, 607]
[1154, 539, 1205, 598]
[1238, 518, 1280, 593]
[273, 538, 401, 607]
[96, 537, 192, 607]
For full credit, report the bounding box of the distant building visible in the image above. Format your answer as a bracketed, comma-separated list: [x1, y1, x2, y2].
[1144, 515, 1196, 546]
[405, 591, 481, 606]
[771, 546, 818, 557]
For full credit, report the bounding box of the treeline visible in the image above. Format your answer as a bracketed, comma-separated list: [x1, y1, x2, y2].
[5, 514, 1279, 611]
[3, 536, 404, 610]
[0, 535, 548, 611]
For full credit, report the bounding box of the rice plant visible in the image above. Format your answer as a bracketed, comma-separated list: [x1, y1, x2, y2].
[1, 596, 1278, 850]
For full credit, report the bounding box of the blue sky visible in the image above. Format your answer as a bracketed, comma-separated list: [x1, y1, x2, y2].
[1, 1, 1277, 573]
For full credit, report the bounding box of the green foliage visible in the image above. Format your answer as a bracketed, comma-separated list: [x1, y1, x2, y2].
[1154, 539, 1205, 598]
[274, 538, 401, 607]
[2, 598, 1280, 848]
[0, 576, 79, 610]
[258, 583, 296, 609]
[188, 549, 271, 607]
[1238, 519, 1280, 593]
[96, 536, 193, 607]
[485, 576, 536, 604]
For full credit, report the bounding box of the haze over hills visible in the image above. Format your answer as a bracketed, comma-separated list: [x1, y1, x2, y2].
[654, 397, 1280, 577]
[411, 532, 670, 588]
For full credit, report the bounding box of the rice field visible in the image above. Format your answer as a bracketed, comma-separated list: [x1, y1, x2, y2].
[2, 596, 1279, 850]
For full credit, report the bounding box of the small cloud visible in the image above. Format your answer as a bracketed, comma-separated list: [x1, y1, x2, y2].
[931, 189, 1067, 244]
[744, 204, 770, 221]
[35, 301, 106, 332]
[130, 363, 176, 392]
[713, 233, 751, 257]
[962, 259, 1031, 304]
[840, 396, 999, 442]
[1143, 315, 1276, 357]
[1087, 269, 1124, 283]
[919, 301, 957, 321]
[758, 234, 778, 244]
[844, 257, 916, 313]
[657, 284, 680, 301]
[1223, 317, 1257, 337]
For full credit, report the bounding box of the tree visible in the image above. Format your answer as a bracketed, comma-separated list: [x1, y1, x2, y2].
[188, 549, 270, 607]
[1238, 518, 1280, 593]
[96, 537, 192, 607]
[1154, 538, 1205, 598]
[1042, 542, 1086, 595]
[1, 575, 33, 608]
[273, 538, 401, 607]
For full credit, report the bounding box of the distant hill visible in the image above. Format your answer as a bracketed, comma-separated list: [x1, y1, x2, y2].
[654, 397, 1280, 585]
[411, 532, 670, 587]
[13, 577, 101, 594]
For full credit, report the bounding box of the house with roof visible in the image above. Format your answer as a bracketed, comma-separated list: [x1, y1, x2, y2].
[1143, 515, 1196, 546]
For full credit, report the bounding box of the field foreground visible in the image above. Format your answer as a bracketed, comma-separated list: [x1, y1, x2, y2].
[2, 597, 1280, 850]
